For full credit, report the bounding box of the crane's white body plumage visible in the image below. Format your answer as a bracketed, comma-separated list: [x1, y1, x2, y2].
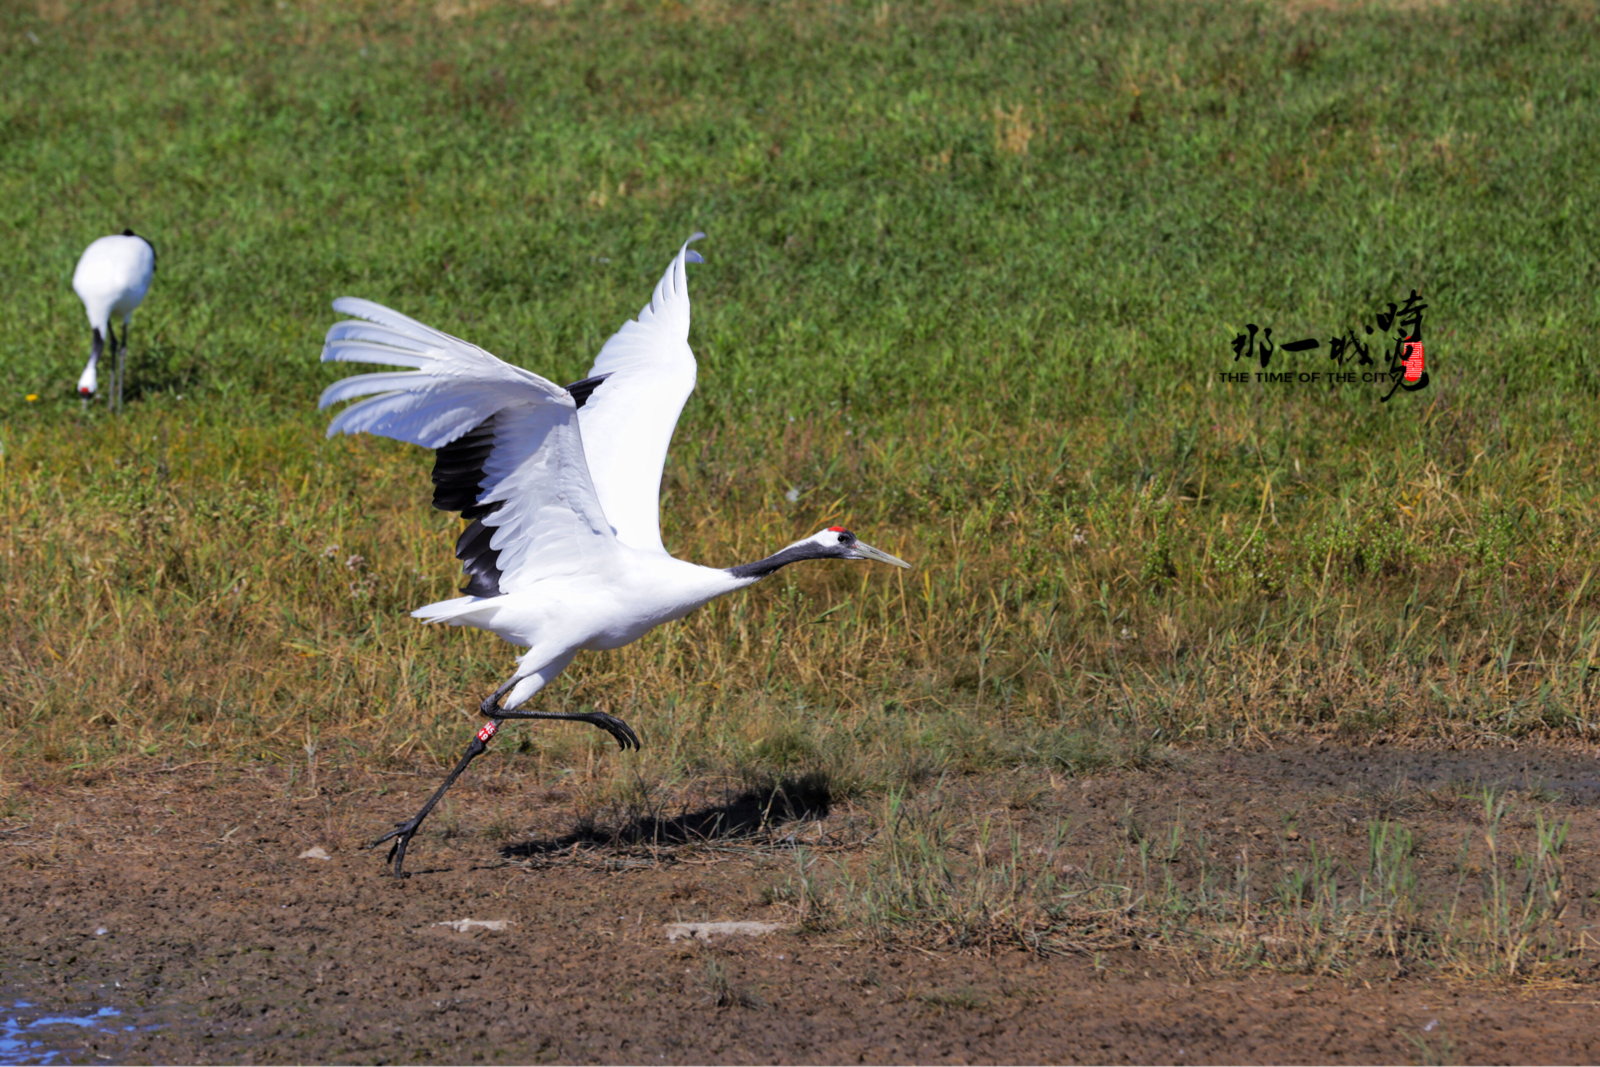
[320, 236, 751, 709]
[72, 233, 155, 334]
[72, 232, 156, 400]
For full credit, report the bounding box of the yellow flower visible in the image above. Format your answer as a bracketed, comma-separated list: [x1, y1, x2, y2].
[24, 394, 38, 402]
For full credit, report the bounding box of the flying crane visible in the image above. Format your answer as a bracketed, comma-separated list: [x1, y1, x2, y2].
[318, 235, 910, 876]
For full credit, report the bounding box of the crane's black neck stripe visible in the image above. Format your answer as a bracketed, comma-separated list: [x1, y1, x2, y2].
[432, 416, 505, 596]
[565, 373, 612, 409]
[727, 541, 834, 580]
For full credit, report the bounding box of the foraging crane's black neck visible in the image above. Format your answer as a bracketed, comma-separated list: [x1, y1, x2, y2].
[726, 541, 837, 581]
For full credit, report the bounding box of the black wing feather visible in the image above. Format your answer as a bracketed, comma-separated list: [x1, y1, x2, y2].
[453, 518, 503, 598]
[565, 373, 612, 409]
[429, 378, 608, 598]
[431, 416, 505, 596]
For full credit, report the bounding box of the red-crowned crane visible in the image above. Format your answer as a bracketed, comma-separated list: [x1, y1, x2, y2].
[317, 235, 910, 876]
[72, 230, 156, 412]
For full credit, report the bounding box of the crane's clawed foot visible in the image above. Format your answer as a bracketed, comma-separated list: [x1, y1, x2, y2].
[369, 818, 424, 878]
[577, 711, 640, 751]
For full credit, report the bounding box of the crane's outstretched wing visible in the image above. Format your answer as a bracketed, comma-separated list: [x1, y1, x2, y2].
[575, 234, 704, 556]
[318, 297, 620, 597]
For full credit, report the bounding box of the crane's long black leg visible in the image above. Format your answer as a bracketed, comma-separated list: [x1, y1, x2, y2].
[478, 678, 641, 751]
[372, 682, 640, 877]
[479, 678, 517, 716]
[370, 718, 504, 877]
[492, 708, 640, 751]
[117, 321, 129, 415]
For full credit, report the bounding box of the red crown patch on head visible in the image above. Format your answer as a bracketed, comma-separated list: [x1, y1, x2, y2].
[828, 526, 847, 532]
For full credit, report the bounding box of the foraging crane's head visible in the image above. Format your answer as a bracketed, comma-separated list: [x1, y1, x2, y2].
[796, 527, 911, 568]
[77, 342, 101, 398]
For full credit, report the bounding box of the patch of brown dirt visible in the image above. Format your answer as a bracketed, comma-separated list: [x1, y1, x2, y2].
[2, 744, 1599, 1063]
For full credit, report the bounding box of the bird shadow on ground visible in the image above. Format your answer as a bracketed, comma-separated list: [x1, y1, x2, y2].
[500, 772, 832, 859]
[120, 341, 205, 402]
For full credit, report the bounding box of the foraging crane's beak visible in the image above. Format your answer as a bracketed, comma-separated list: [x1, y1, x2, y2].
[851, 540, 911, 569]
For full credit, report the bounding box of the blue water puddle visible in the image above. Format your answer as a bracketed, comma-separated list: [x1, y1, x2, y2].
[0, 1002, 137, 1065]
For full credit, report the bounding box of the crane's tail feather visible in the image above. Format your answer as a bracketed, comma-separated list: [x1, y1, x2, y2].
[412, 596, 503, 627]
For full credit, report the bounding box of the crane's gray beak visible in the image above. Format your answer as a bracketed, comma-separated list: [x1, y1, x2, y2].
[852, 540, 911, 569]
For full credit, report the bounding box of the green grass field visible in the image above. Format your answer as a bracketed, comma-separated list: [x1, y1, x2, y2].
[2, 0, 1598, 790]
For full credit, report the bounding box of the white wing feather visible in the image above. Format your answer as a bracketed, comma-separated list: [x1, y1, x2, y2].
[318, 297, 619, 593]
[577, 235, 704, 556]
[469, 405, 617, 593]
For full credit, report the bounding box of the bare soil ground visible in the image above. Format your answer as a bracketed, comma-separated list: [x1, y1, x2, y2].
[3, 743, 1600, 1064]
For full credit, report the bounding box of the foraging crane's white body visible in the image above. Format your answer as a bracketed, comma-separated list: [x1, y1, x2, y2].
[72, 231, 156, 410]
[319, 235, 909, 876]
